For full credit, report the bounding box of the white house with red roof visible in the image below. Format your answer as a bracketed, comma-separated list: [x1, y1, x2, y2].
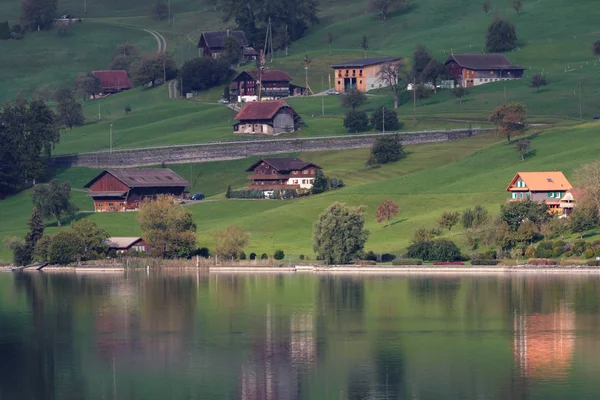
[233, 101, 303, 135]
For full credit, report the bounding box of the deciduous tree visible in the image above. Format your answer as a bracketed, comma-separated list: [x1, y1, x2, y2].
[3, 236, 29, 265]
[376, 200, 399, 227]
[486, 16, 517, 52]
[412, 44, 432, 79]
[71, 219, 109, 259]
[370, 107, 401, 131]
[31, 180, 78, 226]
[153, 1, 168, 20]
[437, 211, 460, 235]
[569, 203, 598, 239]
[75, 73, 102, 101]
[179, 57, 231, 93]
[48, 231, 82, 264]
[378, 61, 408, 108]
[420, 59, 449, 93]
[576, 161, 600, 213]
[483, 0, 491, 14]
[367, 134, 405, 165]
[313, 202, 369, 264]
[593, 40, 600, 56]
[368, 0, 406, 20]
[530, 73, 547, 92]
[515, 139, 531, 161]
[214, 225, 249, 259]
[489, 102, 527, 142]
[133, 53, 177, 86]
[21, 0, 57, 30]
[500, 199, 549, 231]
[343, 110, 369, 133]
[55, 88, 85, 129]
[222, 35, 243, 66]
[512, 0, 522, 15]
[453, 86, 467, 103]
[340, 88, 367, 109]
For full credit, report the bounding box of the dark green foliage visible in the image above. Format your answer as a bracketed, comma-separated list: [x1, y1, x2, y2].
[125, 104, 132, 114]
[392, 258, 423, 265]
[273, 249, 285, 260]
[239, 251, 247, 260]
[471, 259, 500, 265]
[21, 207, 45, 265]
[71, 219, 109, 260]
[437, 211, 460, 234]
[482, 250, 497, 259]
[270, 189, 300, 199]
[343, 110, 369, 133]
[572, 239, 588, 256]
[227, 189, 267, 199]
[369, 107, 402, 131]
[311, 170, 328, 194]
[299, 254, 305, 260]
[406, 239, 462, 261]
[197, 247, 210, 257]
[500, 199, 550, 231]
[0, 21, 10, 40]
[453, 86, 467, 103]
[55, 88, 85, 129]
[222, 36, 244, 66]
[133, 53, 178, 86]
[340, 89, 367, 110]
[368, 135, 405, 166]
[313, 202, 369, 264]
[33, 234, 52, 262]
[153, 1, 168, 19]
[593, 40, 600, 56]
[364, 250, 378, 261]
[486, 16, 517, 52]
[3, 237, 28, 265]
[260, 253, 269, 260]
[361, 33, 368, 55]
[380, 253, 396, 262]
[225, 185, 231, 199]
[249, 252, 257, 260]
[420, 59, 450, 91]
[534, 241, 554, 258]
[415, 84, 433, 100]
[569, 204, 598, 238]
[179, 57, 231, 93]
[10, 24, 24, 39]
[21, 0, 57, 30]
[31, 180, 78, 226]
[412, 44, 432, 78]
[515, 139, 531, 161]
[48, 231, 82, 265]
[530, 73, 547, 92]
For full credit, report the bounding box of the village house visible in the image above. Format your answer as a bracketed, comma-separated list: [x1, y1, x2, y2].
[445, 54, 525, 87]
[106, 237, 148, 254]
[233, 100, 303, 135]
[197, 30, 258, 61]
[331, 56, 402, 93]
[229, 70, 305, 102]
[506, 172, 573, 213]
[84, 168, 189, 212]
[92, 70, 133, 94]
[559, 188, 586, 216]
[246, 158, 322, 190]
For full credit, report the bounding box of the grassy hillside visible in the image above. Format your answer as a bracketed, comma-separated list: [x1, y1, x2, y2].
[3, 123, 600, 262]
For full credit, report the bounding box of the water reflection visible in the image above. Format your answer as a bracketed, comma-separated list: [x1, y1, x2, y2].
[1, 272, 600, 399]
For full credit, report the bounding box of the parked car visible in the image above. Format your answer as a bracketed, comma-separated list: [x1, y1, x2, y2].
[190, 193, 205, 201]
[217, 98, 229, 104]
[593, 115, 600, 120]
[61, 14, 71, 19]
[326, 89, 339, 95]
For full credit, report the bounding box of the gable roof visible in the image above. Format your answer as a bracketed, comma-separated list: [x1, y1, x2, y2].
[446, 54, 525, 71]
[233, 70, 293, 82]
[506, 172, 572, 191]
[84, 168, 189, 189]
[92, 70, 133, 90]
[331, 56, 402, 68]
[246, 158, 321, 172]
[106, 237, 144, 249]
[199, 31, 248, 48]
[234, 100, 295, 121]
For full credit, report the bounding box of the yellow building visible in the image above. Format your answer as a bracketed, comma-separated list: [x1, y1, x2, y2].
[331, 56, 402, 93]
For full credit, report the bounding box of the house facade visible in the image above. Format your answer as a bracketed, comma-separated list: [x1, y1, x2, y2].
[331, 56, 402, 93]
[506, 172, 573, 213]
[246, 158, 322, 190]
[107, 237, 148, 254]
[197, 30, 258, 60]
[84, 168, 189, 212]
[92, 70, 133, 94]
[229, 70, 305, 102]
[445, 54, 525, 87]
[233, 100, 303, 135]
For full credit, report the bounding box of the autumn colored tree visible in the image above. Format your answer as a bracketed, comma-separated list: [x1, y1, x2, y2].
[214, 225, 249, 259]
[437, 211, 460, 235]
[489, 102, 527, 142]
[376, 200, 399, 227]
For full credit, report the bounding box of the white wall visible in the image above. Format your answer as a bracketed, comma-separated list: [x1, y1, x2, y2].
[287, 177, 314, 189]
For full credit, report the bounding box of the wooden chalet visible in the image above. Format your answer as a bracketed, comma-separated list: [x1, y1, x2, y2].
[106, 237, 148, 254]
[331, 56, 402, 93]
[229, 70, 305, 102]
[506, 172, 572, 213]
[233, 100, 303, 135]
[445, 54, 525, 87]
[197, 30, 258, 60]
[92, 70, 133, 94]
[84, 168, 189, 212]
[246, 158, 322, 190]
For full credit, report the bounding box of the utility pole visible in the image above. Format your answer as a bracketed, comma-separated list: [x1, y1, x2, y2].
[321, 76, 324, 116]
[163, 58, 166, 84]
[98, 103, 101, 120]
[168, 0, 171, 25]
[109, 124, 113, 153]
[382, 106, 385, 133]
[413, 81, 416, 128]
[84, 0, 87, 14]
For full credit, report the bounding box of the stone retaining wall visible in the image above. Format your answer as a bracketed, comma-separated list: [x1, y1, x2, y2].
[50, 129, 487, 168]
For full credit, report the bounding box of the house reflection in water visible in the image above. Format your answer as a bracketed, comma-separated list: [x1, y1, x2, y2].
[513, 304, 575, 380]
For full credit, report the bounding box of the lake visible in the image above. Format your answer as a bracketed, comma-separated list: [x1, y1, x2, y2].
[1, 271, 600, 399]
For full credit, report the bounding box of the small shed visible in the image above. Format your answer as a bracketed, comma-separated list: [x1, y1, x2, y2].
[92, 70, 133, 94]
[106, 237, 148, 253]
[233, 100, 303, 135]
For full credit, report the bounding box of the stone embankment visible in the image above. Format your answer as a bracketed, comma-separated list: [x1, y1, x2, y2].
[50, 128, 489, 168]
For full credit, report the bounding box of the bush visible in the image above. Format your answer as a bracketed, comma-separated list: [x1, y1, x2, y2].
[364, 250, 378, 261]
[552, 247, 564, 258]
[584, 249, 594, 259]
[534, 241, 554, 258]
[392, 258, 423, 265]
[528, 258, 557, 266]
[367, 135, 405, 166]
[525, 246, 536, 259]
[343, 110, 369, 133]
[48, 231, 82, 265]
[249, 252, 257, 260]
[228, 189, 268, 199]
[260, 253, 269, 260]
[125, 104, 132, 114]
[572, 239, 587, 256]
[369, 107, 402, 131]
[196, 247, 210, 257]
[299, 254, 305, 260]
[482, 250, 497, 260]
[273, 249, 285, 260]
[406, 239, 462, 261]
[471, 259, 501, 265]
[593, 40, 600, 56]
[356, 260, 377, 266]
[239, 251, 247, 260]
[433, 261, 465, 265]
[586, 260, 600, 266]
[380, 253, 396, 262]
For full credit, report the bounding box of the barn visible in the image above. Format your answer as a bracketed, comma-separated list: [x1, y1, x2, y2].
[233, 100, 304, 135]
[92, 70, 133, 94]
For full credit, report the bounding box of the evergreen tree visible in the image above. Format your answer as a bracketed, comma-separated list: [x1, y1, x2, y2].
[22, 207, 45, 264]
[311, 170, 328, 194]
[225, 185, 232, 199]
[0, 21, 10, 40]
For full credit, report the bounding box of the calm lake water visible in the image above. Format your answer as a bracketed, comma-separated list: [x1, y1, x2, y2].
[1, 271, 600, 399]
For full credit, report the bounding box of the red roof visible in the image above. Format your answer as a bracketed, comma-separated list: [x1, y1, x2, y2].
[92, 70, 133, 90]
[234, 100, 291, 121]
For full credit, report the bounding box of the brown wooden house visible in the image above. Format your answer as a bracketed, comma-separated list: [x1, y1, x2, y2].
[246, 158, 322, 190]
[233, 100, 304, 135]
[92, 70, 133, 94]
[229, 70, 305, 102]
[197, 30, 258, 60]
[84, 168, 189, 212]
[106, 237, 148, 254]
[445, 54, 525, 87]
[331, 57, 402, 93]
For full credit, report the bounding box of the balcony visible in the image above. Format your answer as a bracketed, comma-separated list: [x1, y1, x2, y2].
[248, 184, 300, 190]
[248, 174, 290, 180]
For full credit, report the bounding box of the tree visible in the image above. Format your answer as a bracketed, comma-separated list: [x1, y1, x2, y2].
[415, 84, 433, 100]
[406, 238, 462, 261]
[512, 0, 522, 14]
[369, 107, 401, 131]
[593, 40, 600, 56]
[483, 0, 491, 14]
[486, 17, 517, 52]
[412, 45, 432, 79]
[489, 102, 527, 142]
[515, 139, 531, 161]
[225, 185, 232, 199]
[576, 161, 600, 212]
[3, 236, 29, 266]
[516, 220, 538, 244]
[569, 204, 598, 239]
[48, 231, 82, 264]
[313, 202, 369, 264]
[273, 249, 285, 260]
[530, 73, 547, 92]
[32, 84, 57, 102]
[153, 1, 168, 20]
[21, 0, 57, 30]
[75, 73, 102, 101]
[0, 21, 10, 40]
[125, 104, 132, 114]
[368, 134, 405, 165]
[133, 53, 178, 86]
[33, 234, 52, 262]
[461, 208, 475, 231]
[55, 21, 69, 36]
[311, 170, 328, 194]
[340, 88, 367, 109]
[378, 61, 408, 108]
[214, 225, 249, 259]
[541, 217, 569, 240]
[55, 88, 85, 129]
[31, 180, 78, 226]
[376, 200, 399, 227]
[472, 205, 490, 228]
[179, 57, 231, 93]
[437, 211, 460, 235]
[71, 219, 109, 259]
[368, 0, 406, 20]
[420, 59, 449, 93]
[411, 226, 437, 243]
[139, 195, 197, 258]
[110, 43, 141, 75]
[500, 199, 550, 231]
[22, 207, 45, 265]
[343, 110, 369, 133]
[453, 86, 468, 103]
[222, 35, 243, 66]
[327, 31, 333, 53]
[361, 33, 369, 57]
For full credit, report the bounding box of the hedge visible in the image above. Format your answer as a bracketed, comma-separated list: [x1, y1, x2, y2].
[471, 259, 501, 265]
[392, 259, 424, 265]
[528, 258, 557, 265]
[586, 260, 600, 266]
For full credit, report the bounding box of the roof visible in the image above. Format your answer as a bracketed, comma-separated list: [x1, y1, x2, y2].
[446, 54, 525, 71]
[106, 237, 143, 249]
[246, 158, 321, 172]
[507, 172, 572, 192]
[331, 56, 402, 68]
[199, 31, 248, 48]
[234, 100, 295, 121]
[84, 168, 189, 189]
[233, 70, 293, 82]
[92, 70, 133, 90]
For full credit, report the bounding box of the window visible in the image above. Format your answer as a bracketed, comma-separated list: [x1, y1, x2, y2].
[359, 80, 362, 84]
[490, 71, 494, 75]
[556, 192, 562, 198]
[371, 84, 374, 88]
[548, 192, 554, 198]
[303, 170, 308, 174]
[98, 203, 103, 207]
[109, 203, 114, 206]
[359, 70, 363, 76]
[519, 193, 523, 199]
[302, 180, 306, 184]
[337, 80, 341, 85]
[512, 193, 517, 199]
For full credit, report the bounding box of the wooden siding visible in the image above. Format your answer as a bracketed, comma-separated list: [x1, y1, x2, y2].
[333, 63, 391, 93]
[89, 173, 129, 192]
